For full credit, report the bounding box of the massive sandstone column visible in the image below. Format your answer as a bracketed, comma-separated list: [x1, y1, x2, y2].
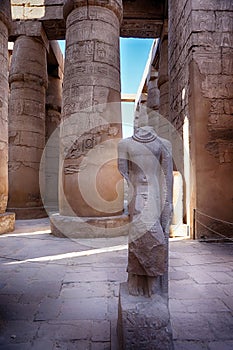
[0, 0, 15, 234]
[44, 58, 63, 213]
[59, 0, 124, 218]
[8, 34, 48, 219]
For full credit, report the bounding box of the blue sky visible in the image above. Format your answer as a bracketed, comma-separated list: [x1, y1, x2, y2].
[58, 38, 154, 94]
[120, 38, 154, 94]
[58, 38, 154, 137]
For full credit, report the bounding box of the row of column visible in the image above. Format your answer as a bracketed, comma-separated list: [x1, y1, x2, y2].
[2, 0, 124, 225]
[0, 3, 63, 224]
[0, 0, 15, 233]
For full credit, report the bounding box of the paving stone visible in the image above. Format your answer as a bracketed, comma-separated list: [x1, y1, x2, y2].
[171, 313, 216, 341]
[63, 271, 108, 283]
[207, 271, 233, 284]
[208, 340, 233, 350]
[53, 340, 91, 350]
[91, 342, 110, 350]
[91, 321, 110, 342]
[205, 312, 233, 340]
[221, 296, 233, 311]
[169, 298, 229, 314]
[110, 320, 119, 350]
[34, 298, 63, 321]
[58, 298, 108, 320]
[0, 343, 32, 350]
[19, 280, 62, 303]
[1, 222, 233, 349]
[37, 320, 92, 340]
[0, 320, 41, 344]
[173, 340, 208, 350]
[30, 339, 54, 349]
[186, 271, 217, 284]
[170, 281, 227, 300]
[60, 282, 110, 299]
[170, 270, 190, 280]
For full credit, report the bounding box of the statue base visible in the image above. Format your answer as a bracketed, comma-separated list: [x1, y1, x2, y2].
[117, 282, 174, 350]
[50, 213, 129, 238]
[0, 212, 15, 234]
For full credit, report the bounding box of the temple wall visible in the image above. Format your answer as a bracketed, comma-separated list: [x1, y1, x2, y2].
[169, 0, 233, 238]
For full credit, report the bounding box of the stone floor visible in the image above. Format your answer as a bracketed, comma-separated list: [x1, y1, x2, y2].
[0, 219, 232, 350]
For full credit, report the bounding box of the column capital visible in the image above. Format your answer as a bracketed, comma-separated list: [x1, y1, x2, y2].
[0, 0, 12, 30]
[9, 21, 49, 52]
[63, 0, 123, 23]
[9, 35, 48, 89]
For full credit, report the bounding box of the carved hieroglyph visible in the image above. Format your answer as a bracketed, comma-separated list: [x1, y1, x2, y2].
[60, 1, 124, 217]
[8, 34, 48, 219]
[118, 126, 173, 297]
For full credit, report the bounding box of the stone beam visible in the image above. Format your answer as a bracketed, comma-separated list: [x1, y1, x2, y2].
[10, 0, 166, 40]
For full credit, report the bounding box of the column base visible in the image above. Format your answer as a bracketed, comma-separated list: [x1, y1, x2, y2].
[0, 212, 15, 234]
[50, 213, 129, 238]
[170, 223, 188, 238]
[117, 282, 174, 350]
[7, 206, 48, 220]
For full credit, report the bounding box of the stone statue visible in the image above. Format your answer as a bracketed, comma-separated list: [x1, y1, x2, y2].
[118, 126, 173, 297]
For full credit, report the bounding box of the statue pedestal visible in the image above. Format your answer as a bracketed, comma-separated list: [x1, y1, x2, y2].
[0, 213, 15, 235]
[117, 282, 173, 350]
[50, 213, 129, 238]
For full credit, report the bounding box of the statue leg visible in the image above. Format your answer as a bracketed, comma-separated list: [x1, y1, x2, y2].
[128, 273, 150, 296]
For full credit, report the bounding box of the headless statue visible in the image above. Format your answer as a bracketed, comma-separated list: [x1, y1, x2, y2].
[118, 126, 173, 297]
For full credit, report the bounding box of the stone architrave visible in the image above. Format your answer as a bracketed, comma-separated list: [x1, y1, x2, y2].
[54, 0, 124, 227]
[8, 33, 48, 219]
[0, 0, 15, 234]
[117, 126, 173, 349]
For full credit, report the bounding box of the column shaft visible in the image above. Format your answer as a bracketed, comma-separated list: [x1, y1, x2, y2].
[8, 35, 48, 219]
[0, 0, 15, 233]
[60, 1, 123, 217]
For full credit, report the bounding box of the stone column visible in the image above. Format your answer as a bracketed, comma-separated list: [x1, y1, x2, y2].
[44, 71, 63, 213]
[147, 71, 160, 112]
[8, 33, 48, 219]
[0, 0, 15, 234]
[51, 0, 126, 237]
[158, 23, 170, 140]
[170, 171, 188, 237]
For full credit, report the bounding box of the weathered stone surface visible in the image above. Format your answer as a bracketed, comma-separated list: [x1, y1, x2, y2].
[147, 76, 160, 110]
[0, 212, 15, 234]
[168, 0, 233, 238]
[59, 1, 124, 218]
[0, 0, 15, 232]
[117, 283, 174, 350]
[8, 34, 48, 219]
[0, 0, 12, 29]
[50, 212, 129, 238]
[118, 126, 173, 296]
[10, 0, 166, 40]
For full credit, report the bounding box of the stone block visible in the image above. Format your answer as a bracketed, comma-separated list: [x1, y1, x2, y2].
[117, 283, 173, 350]
[202, 75, 233, 99]
[0, 212, 15, 234]
[224, 99, 233, 114]
[192, 10, 215, 32]
[191, 0, 233, 11]
[50, 213, 129, 238]
[193, 48, 221, 75]
[222, 47, 233, 75]
[216, 11, 233, 32]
